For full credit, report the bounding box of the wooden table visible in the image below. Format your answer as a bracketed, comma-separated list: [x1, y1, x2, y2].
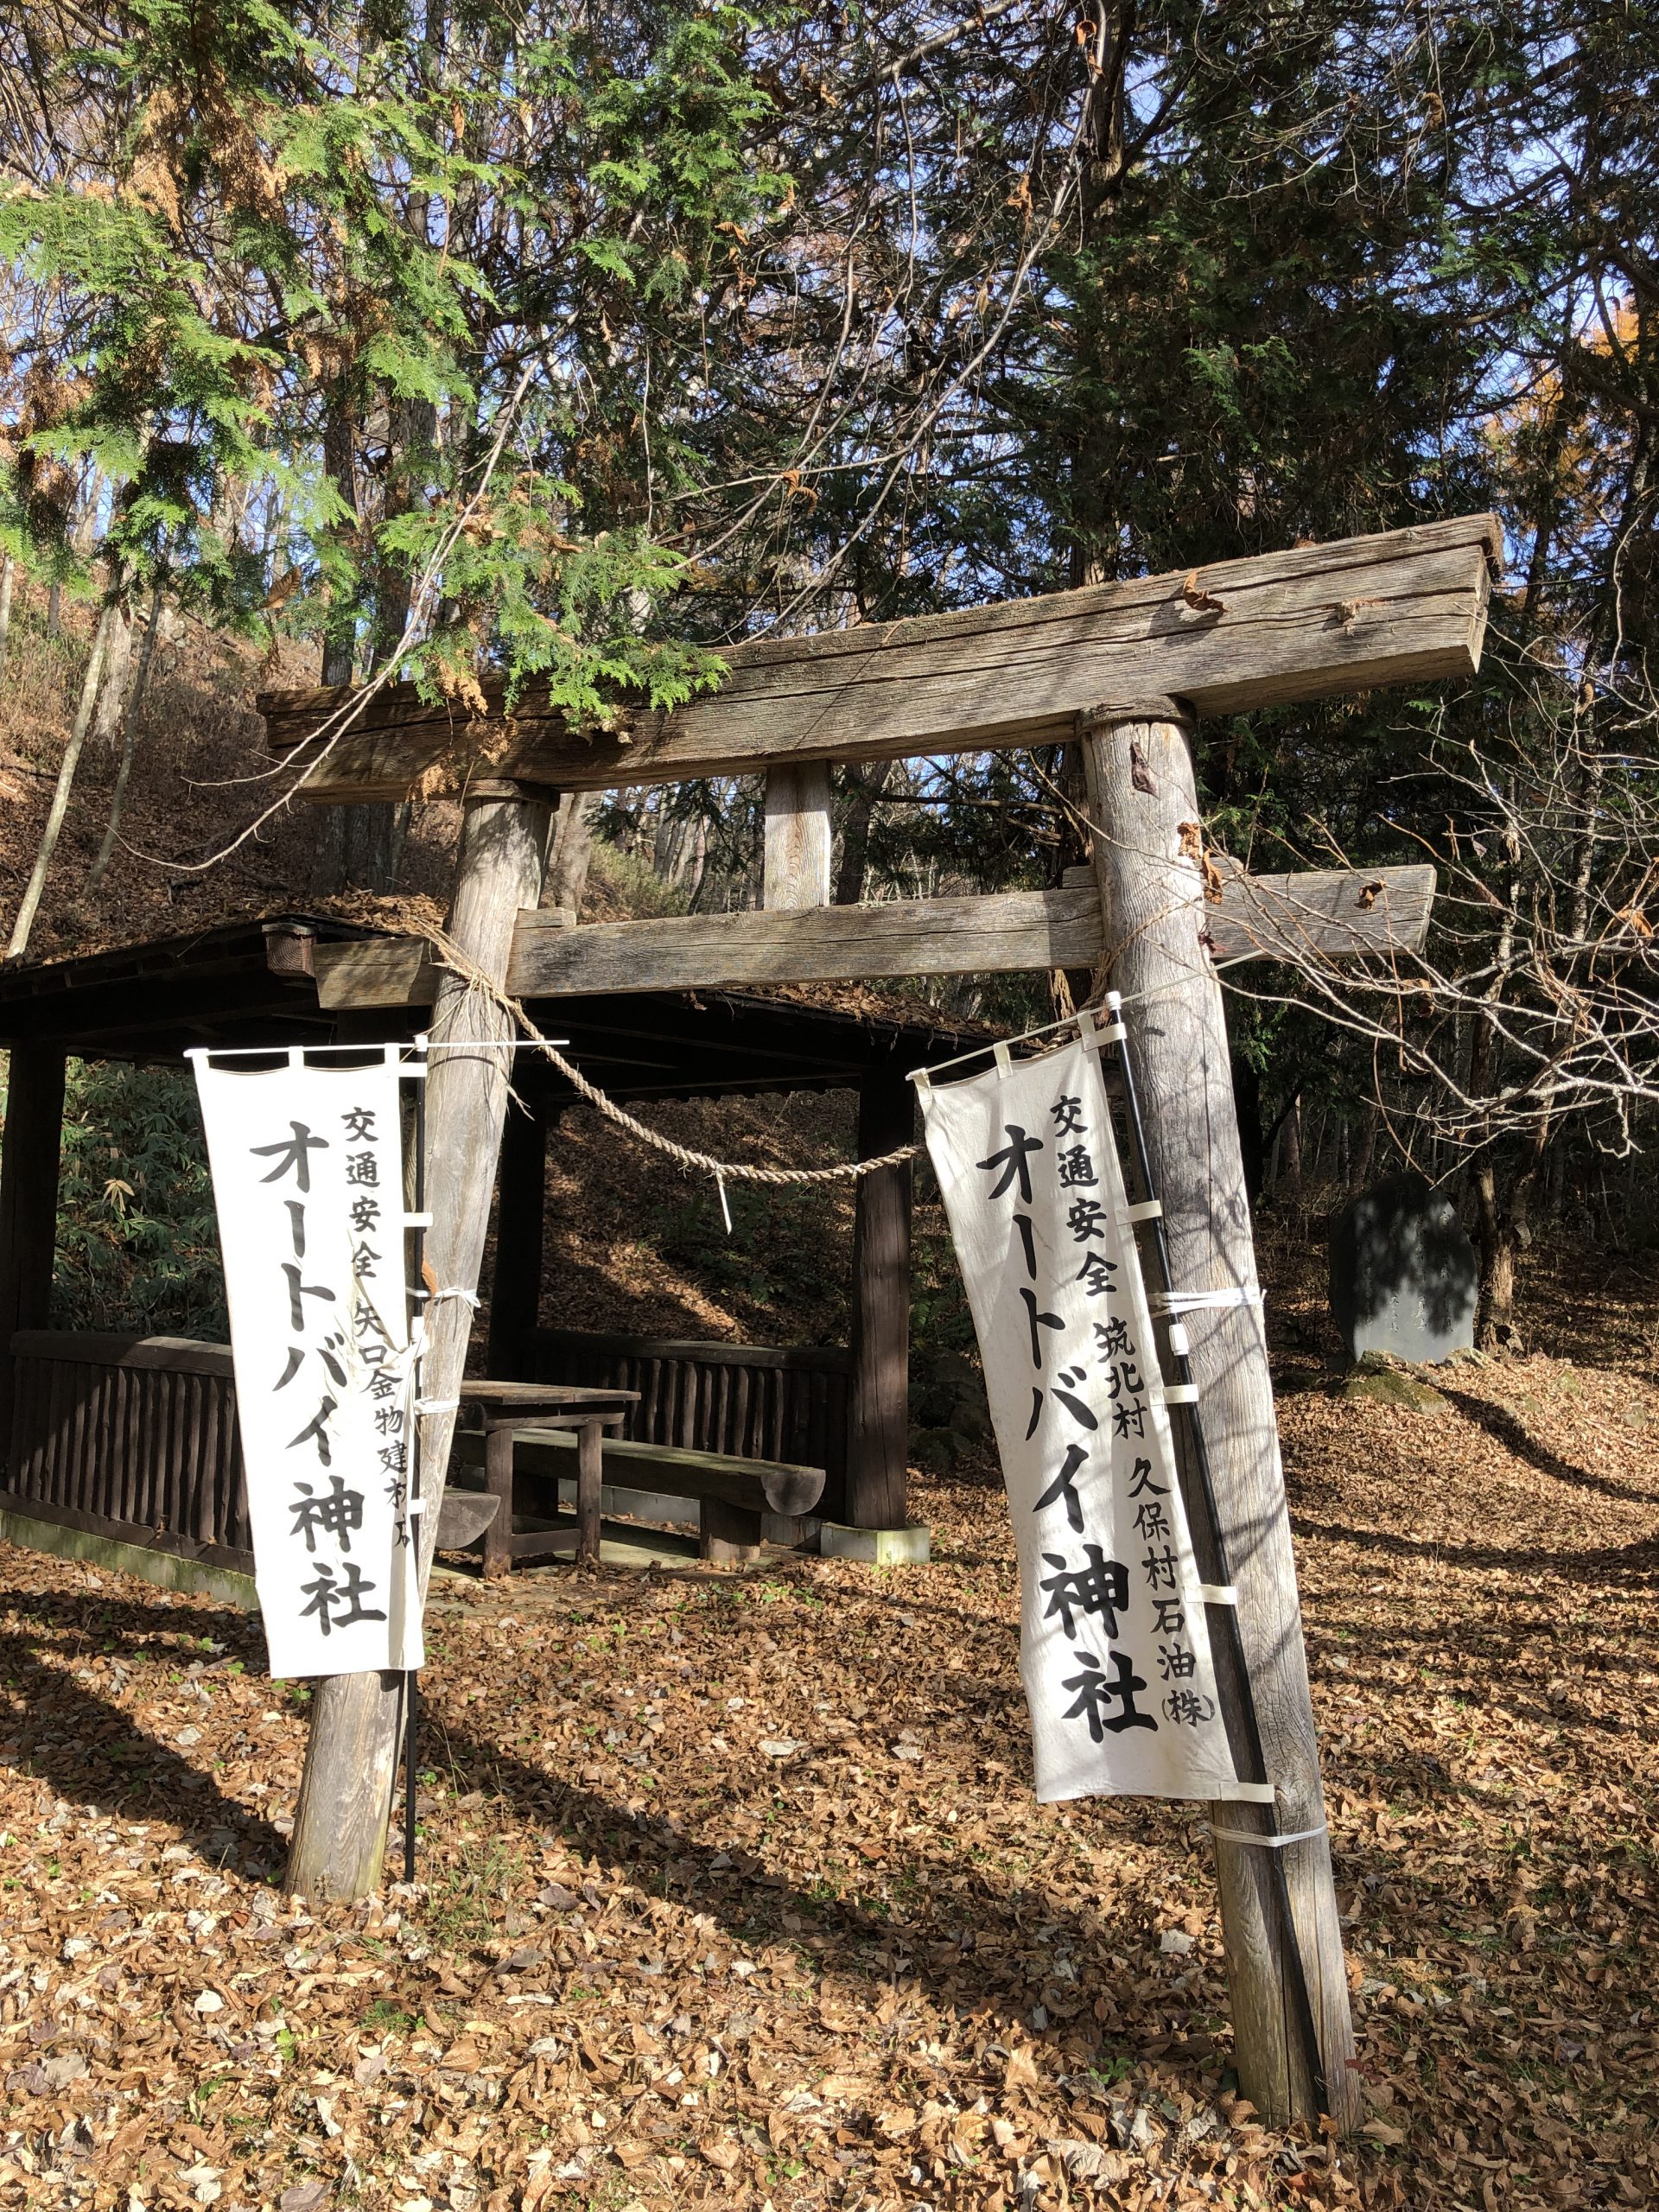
[457, 1380, 639, 1573]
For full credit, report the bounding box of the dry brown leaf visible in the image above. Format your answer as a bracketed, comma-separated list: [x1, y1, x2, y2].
[1180, 568, 1225, 615]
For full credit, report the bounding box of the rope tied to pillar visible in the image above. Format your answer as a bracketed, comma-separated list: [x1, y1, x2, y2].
[414, 924, 922, 1187]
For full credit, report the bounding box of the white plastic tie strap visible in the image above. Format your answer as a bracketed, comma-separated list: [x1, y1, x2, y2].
[1162, 1382, 1199, 1406]
[416, 1396, 461, 1415]
[404, 1211, 434, 1230]
[1192, 1582, 1239, 1605]
[1124, 1198, 1163, 1224]
[1166, 1323, 1192, 1357]
[1149, 1287, 1264, 1314]
[1210, 1821, 1328, 1850]
[1210, 1782, 1276, 1806]
[426, 1287, 480, 1308]
[1081, 1016, 1125, 1053]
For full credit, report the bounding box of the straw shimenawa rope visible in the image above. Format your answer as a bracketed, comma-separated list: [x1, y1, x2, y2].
[419, 923, 923, 1185]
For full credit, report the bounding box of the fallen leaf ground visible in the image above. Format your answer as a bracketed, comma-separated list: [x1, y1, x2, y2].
[1, 1250, 1656, 2212]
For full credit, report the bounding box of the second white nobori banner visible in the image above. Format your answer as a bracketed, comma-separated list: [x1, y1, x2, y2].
[919, 1033, 1242, 1803]
[192, 1049, 423, 1680]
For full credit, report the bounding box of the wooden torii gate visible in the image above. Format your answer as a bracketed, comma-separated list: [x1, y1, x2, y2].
[263, 512, 1498, 2132]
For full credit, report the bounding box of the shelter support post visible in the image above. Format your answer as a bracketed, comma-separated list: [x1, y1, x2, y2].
[0, 1044, 66, 1464]
[287, 782, 551, 1902]
[486, 1093, 550, 1376]
[845, 1066, 913, 1530]
[1079, 703, 1359, 2130]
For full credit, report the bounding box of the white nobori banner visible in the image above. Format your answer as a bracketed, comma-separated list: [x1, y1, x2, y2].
[919, 1033, 1241, 1802]
[192, 1050, 423, 1679]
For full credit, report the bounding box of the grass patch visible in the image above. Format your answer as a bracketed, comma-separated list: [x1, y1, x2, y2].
[420, 1833, 530, 1949]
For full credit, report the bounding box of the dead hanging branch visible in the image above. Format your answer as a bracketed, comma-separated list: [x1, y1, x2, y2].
[1213, 655, 1659, 1164]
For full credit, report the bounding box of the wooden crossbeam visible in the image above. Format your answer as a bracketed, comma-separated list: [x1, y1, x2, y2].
[262, 517, 1497, 802]
[312, 862, 1434, 1009]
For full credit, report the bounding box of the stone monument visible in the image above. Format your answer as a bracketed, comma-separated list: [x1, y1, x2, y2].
[1329, 1170, 1478, 1365]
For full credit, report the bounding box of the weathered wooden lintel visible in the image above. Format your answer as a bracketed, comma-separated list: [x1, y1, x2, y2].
[262, 516, 1498, 803]
[313, 862, 1435, 1009]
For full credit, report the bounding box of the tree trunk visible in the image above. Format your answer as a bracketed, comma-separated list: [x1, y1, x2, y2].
[1231, 1054, 1266, 1204]
[1351, 1096, 1381, 1194]
[835, 761, 893, 906]
[1472, 1119, 1548, 1350]
[653, 803, 683, 883]
[8, 594, 118, 960]
[308, 394, 408, 898]
[1471, 1159, 1516, 1347]
[88, 575, 165, 895]
[544, 792, 595, 914]
[91, 599, 133, 747]
[1281, 1098, 1304, 1201]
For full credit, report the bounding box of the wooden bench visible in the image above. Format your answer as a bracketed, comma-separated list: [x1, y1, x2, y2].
[450, 1427, 825, 1562]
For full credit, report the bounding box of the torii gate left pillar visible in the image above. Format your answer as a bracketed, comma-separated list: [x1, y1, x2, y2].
[288, 779, 551, 1904]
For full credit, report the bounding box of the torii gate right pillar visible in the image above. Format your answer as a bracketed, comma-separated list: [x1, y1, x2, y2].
[1081, 700, 1360, 2131]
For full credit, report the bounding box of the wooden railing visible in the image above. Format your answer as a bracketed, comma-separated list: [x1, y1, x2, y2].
[3, 1331, 251, 1569]
[3, 1325, 855, 1565]
[505, 1326, 852, 1516]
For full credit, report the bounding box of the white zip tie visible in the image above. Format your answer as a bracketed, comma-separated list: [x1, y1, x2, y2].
[423, 1287, 480, 1307]
[1211, 1782, 1276, 1805]
[404, 1211, 434, 1230]
[1210, 1822, 1327, 1850]
[1192, 1582, 1239, 1605]
[1150, 1287, 1264, 1314]
[1125, 1198, 1163, 1223]
[1162, 1382, 1199, 1405]
[416, 1396, 461, 1414]
[1166, 1322, 1192, 1357]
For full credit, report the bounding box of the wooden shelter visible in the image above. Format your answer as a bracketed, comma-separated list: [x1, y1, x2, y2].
[0, 912, 974, 1571]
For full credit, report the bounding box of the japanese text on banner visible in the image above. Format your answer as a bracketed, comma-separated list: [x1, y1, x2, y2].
[193, 1052, 422, 1679]
[919, 1036, 1240, 1802]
